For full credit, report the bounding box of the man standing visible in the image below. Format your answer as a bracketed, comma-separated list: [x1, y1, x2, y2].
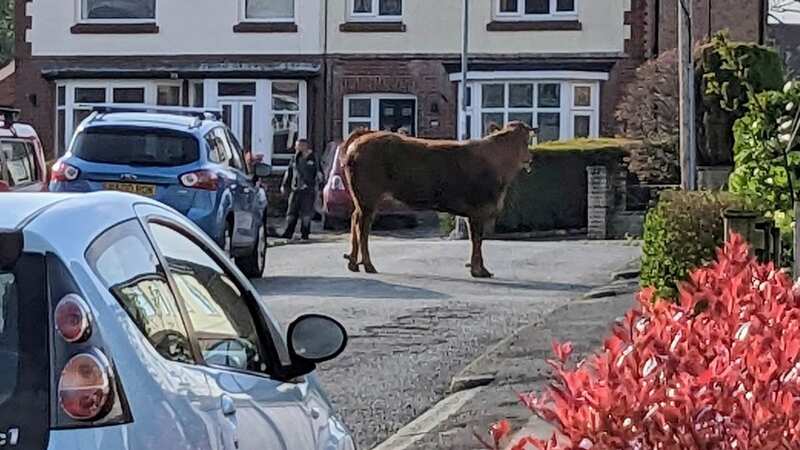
[281, 139, 321, 240]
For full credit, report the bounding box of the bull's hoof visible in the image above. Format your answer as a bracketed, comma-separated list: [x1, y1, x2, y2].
[471, 267, 494, 278]
[348, 261, 360, 272]
[363, 263, 378, 274]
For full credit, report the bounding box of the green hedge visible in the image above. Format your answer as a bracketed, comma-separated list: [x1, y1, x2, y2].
[641, 190, 745, 297]
[496, 139, 631, 232]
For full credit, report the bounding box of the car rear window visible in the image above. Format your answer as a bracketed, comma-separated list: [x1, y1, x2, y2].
[0, 272, 18, 405]
[73, 126, 199, 167]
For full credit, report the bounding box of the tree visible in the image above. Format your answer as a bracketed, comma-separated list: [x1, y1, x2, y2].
[0, 0, 13, 66]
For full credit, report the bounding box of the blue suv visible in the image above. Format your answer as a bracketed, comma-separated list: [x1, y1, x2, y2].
[50, 105, 270, 277]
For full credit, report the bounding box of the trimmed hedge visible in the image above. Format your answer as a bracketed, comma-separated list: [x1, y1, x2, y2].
[496, 138, 632, 232]
[640, 190, 745, 297]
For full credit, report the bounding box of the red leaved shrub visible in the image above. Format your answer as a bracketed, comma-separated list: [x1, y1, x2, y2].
[486, 234, 800, 450]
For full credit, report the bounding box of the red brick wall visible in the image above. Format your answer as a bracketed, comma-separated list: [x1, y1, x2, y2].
[327, 56, 458, 141]
[0, 72, 15, 106]
[654, 0, 765, 53]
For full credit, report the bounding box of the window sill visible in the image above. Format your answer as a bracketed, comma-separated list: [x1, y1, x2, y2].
[70, 23, 159, 34]
[486, 20, 582, 31]
[339, 21, 406, 33]
[233, 22, 298, 33]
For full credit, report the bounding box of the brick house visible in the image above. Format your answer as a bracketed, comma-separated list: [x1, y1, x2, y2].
[13, 0, 767, 165]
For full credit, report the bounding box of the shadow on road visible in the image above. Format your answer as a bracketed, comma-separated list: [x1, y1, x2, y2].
[254, 276, 451, 300]
[395, 273, 594, 292]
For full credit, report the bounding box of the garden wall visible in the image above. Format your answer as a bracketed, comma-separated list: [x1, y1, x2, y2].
[496, 139, 633, 234]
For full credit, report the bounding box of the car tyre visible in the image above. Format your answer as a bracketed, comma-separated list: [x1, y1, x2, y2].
[236, 214, 267, 278]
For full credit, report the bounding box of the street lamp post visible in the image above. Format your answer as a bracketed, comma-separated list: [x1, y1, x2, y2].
[451, 0, 470, 240]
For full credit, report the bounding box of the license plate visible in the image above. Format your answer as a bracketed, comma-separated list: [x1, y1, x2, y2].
[103, 182, 156, 197]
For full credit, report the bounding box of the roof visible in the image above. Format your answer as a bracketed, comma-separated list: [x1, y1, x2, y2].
[81, 111, 220, 134]
[0, 61, 14, 83]
[0, 193, 76, 229]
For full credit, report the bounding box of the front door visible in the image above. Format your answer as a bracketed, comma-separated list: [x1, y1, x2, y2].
[146, 222, 319, 450]
[220, 102, 255, 155]
[378, 99, 416, 135]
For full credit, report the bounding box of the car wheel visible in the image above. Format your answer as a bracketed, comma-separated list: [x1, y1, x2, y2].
[236, 215, 267, 278]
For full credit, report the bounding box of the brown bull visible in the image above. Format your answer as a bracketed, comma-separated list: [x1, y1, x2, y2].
[341, 122, 534, 278]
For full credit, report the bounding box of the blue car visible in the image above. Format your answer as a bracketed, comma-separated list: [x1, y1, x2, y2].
[0, 192, 354, 450]
[50, 105, 270, 277]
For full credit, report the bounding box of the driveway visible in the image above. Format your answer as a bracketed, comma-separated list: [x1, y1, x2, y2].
[254, 236, 640, 449]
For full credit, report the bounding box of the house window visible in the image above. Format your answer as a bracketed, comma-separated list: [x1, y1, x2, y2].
[242, 0, 294, 21]
[497, 0, 576, 18]
[270, 81, 301, 167]
[351, 0, 402, 19]
[81, 0, 156, 21]
[55, 80, 185, 156]
[343, 94, 417, 138]
[457, 77, 599, 142]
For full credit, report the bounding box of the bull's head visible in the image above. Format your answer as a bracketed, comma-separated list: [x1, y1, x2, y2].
[506, 121, 536, 173]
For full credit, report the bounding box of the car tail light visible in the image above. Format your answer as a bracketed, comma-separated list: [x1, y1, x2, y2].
[55, 294, 92, 343]
[330, 175, 346, 191]
[51, 160, 80, 182]
[58, 352, 113, 421]
[180, 170, 218, 191]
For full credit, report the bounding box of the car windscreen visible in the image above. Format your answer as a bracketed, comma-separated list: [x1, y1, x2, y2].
[73, 126, 200, 167]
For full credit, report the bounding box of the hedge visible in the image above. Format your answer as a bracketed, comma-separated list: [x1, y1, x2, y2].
[496, 138, 633, 233]
[640, 190, 745, 297]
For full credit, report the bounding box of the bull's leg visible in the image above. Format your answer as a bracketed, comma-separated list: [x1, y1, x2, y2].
[468, 217, 493, 278]
[360, 208, 378, 274]
[346, 209, 361, 272]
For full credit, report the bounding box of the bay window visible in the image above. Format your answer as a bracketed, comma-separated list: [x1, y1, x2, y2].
[55, 80, 183, 156]
[81, 0, 156, 21]
[455, 74, 602, 142]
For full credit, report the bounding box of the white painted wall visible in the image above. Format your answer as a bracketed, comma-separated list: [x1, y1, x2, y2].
[29, 0, 323, 56]
[326, 0, 627, 55]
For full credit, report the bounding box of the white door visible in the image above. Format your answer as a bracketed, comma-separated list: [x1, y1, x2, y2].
[220, 102, 255, 153]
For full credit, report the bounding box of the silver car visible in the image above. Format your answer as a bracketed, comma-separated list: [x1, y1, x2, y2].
[0, 192, 354, 450]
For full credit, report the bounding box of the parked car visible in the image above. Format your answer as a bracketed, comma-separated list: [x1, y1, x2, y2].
[322, 143, 416, 229]
[49, 105, 270, 277]
[0, 192, 355, 450]
[0, 107, 48, 192]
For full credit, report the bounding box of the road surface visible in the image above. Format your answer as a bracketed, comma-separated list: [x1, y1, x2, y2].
[254, 236, 639, 449]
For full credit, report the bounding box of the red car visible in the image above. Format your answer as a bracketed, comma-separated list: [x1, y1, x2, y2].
[0, 107, 48, 192]
[322, 143, 416, 229]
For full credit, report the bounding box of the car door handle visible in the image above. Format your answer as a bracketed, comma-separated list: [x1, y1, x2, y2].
[221, 395, 237, 417]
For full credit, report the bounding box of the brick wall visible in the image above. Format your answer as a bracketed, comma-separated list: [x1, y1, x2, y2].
[0, 72, 15, 106]
[653, 0, 765, 54]
[327, 56, 458, 141]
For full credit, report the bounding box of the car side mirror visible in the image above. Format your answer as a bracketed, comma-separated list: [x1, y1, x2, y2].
[254, 163, 272, 179]
[287, 314, 347, 365]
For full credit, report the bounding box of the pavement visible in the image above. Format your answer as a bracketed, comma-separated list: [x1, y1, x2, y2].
[409, 262, 642, 450]
[254, 229, 640, 449]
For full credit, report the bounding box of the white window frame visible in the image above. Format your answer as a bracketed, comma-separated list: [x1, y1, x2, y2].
[204, 79, 307, 172]
[495, 0, 578, 21]
[238, 0, 296, 23]
[349, 0, 403, 21]
[76, 0, 157, 24]
[452, 72, 604, 142]
[342, 93, 417, 138]
[55, 80, 185, 155]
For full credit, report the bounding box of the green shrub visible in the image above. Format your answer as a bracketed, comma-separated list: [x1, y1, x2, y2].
[497, 139, 632, 232]
[641, 190, 745, 297]
[439, 213, 455, 235]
